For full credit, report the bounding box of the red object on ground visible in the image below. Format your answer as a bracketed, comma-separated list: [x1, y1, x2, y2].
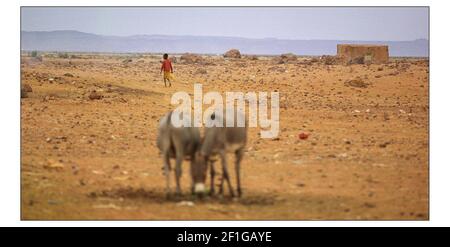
[298, 132, 309, 140]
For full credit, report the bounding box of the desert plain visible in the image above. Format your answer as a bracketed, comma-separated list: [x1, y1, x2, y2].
[20, 53, 429, 220]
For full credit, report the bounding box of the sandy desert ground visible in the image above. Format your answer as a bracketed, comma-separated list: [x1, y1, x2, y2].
[20, 53, 429, 220]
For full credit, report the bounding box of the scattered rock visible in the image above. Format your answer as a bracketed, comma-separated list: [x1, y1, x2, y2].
[338, 153, 348, 158]
[281, 53, 297, 61]
[195, 68, 208, 75]
[21, 88, 28, 98]
[415, 213, 426, 218]
[268, 66, 286, 73]
[246, 55, 258, 60]
[224, 49, 242, 59]
[344, 78, 370, 88]
[274, 53, 297, 64]
[88, 91, 102, 100]
[292, 160, 304, 165]
[42, 94, 56, 101]
[363, 202, 376, 208]
[113, 176, 129, 181]
[72, 164, 79, 175]
[93, 203, 122, 210]
[320, 55, 341, 65]
[379, 141, 391, 148]
[92, 170, 104, 175]
[21, 84, 33, 98]
[22, 84, 33, 92]
[30, 56, 43, 63]
[347, 56, 365, 65]
[176, 201, 195, 207]
[180, 53, 204, 64]
[43, 159, 64, 170]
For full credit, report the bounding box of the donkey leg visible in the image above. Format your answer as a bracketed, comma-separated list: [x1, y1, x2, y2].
[220, 151, 235, 197]
[209, 160, 216, 195]
[190, 155, 195, 195]
[235, 148, 244, 197]
[218, 160, 225, 195]
[163, 151, 171, 195]
[174, 151, 183, 196]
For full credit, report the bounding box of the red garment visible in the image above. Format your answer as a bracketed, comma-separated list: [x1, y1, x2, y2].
[161, 59, 173, 72]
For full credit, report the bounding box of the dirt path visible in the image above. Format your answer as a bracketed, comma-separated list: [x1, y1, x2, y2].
[20, 55, 428, 220]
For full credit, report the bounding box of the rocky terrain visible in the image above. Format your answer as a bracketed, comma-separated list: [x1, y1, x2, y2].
[20, 53, 429, 220]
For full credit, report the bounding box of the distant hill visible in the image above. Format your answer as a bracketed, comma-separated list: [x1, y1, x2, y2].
[21, 30, 429, 57]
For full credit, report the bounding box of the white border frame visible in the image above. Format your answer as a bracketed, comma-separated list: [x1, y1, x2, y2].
[2, 0, 447, 227]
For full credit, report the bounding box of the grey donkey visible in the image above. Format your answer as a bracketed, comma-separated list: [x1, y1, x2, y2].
[156, 111, 207, 195]
[197, 112, 248, 197]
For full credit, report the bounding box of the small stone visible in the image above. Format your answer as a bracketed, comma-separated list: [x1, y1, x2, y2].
[22, 84, 33, 92]
[363, 202, 376, 208]
[176, 201, 195, 207]
[345, 78, 369, 88]
[43, 159, 64, 170]
[88, 91, 102, 100]
[21, 89, 28, 98]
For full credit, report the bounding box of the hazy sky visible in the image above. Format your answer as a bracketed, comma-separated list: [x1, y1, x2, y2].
[21, 7, 428, 41]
